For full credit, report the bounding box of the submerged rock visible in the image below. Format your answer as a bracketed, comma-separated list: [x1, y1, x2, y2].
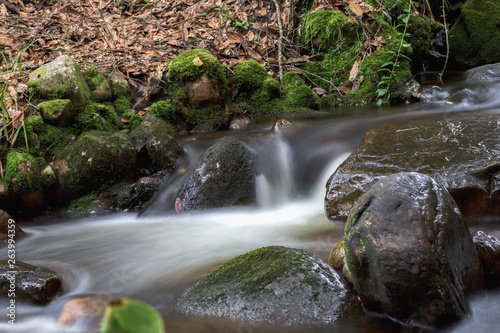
[0, 261, 62, 304]
[473, 230, 500, 287]
[27, 55, 91, 107]
[176, 246, 361, 325]
[344, 172, 483, 327]
[176, 137, 256, 212]
[326, 118, 500, 221]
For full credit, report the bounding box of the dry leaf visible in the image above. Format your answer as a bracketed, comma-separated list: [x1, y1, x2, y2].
[192, 56, 203, 67]
[349, 59, 360, 81]
[348, 3, 364, 17]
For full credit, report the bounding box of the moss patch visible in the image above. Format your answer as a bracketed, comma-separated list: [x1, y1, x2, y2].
[74, 101, 119, 132]
[281, 72, 319, 110]
[303, 10, 359, 50]
[4, 151, 42, 196]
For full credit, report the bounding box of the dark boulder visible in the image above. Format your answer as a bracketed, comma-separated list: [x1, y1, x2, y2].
[344, 172, 483, 327]
[0, 261, 62, 304]
[326, 118, 500, 221]
[175, 137, 256, 212]
[465, 63, 500, 83]
[176, 246, 362, 325]
[473, 230, 500, 288]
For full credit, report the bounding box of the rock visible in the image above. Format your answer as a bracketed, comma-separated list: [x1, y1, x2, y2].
[4, 151, 44, 208]
[473, 231, 500, 287]
[130, 115, 184, 173]
[272, 119, 293, 133]
[0, 261, 62, 304]
[326, 118, 500, 221]
[0, 210, 25, 248]
[85, 68, 112, 102]
[135, 176, 162, 202]
[40, 164, 57, 188]
[167, 49, 229, 106]
[176, 246, 362, 325]
[108, 69, 132, 99]
[53, 131, 136, 199]
[176, 137, 256, 212]
[327, 239, 353, 285]
[465, 63, 500, 83]
[38, 99, 74, 126]
[449, 0, 500, 66]
[344, 172, 483, 327]
[282, 72, 319, 110]
[27, 55, 91, 108]
[58, 295, 114, 329]
[229, 117, 252, 130]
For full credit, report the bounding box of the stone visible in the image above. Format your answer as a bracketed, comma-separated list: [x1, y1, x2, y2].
[229, 117, 252, 130]
[85, 69, 112, 102]
[0, 210, 25, 248]
[176, 246, 362, 325]
[108, 69, 132, 99]
[272, 119, 293, 133]
[130, 115, 184, 173]
[473, 230, 500, 288]
[135, 176, 162, 202]
[465, 63, 500, 83]
[58, 295, 113, 329]
[38, 99, 74, 126]
[4, 151, 44, 208]
[175, 137, 256, 212]
[326, 118, 500, 221]
[344, 172, 484, 327]
[27, 55, 91, 108]
[0, 261, 62, 304]
[187, 73, 220, 105]
[53, 131, 136, 199]
[328, 239, 353, 285]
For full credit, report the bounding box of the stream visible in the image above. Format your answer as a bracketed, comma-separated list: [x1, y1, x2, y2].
[2, 74, 500, 332]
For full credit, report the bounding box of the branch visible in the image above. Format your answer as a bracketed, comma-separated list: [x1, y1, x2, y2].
[271, 0, 283, 84]
[0, 0, 19, 15]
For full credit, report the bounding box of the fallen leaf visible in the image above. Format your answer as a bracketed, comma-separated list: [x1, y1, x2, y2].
[192, 56, 203, 66]
[348, 2, 364, 17]
[349, 59, 360, 81]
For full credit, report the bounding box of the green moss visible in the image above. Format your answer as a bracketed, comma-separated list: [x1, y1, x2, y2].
[449, 0, 500, 65]
[38, 124, 73, 159]
[75, 101, 118, 132]
[406, 15, 433, 60]
[114, 96, 132, 114]
[4, 151, 42, 195]
[38, 99, 73, 124]
[281, 72, 319, 110]
[167, 49, 229, 101]
[324, 41, 363, 87]
[303, 10, 359, 50]
[85, 69, 102, 90]
[147, 100, 180, 124]
[186, 104, 228, 132]
[233, 60, 269, 92]
[67, 193, 97, 214]
[25, 115, 44, 134]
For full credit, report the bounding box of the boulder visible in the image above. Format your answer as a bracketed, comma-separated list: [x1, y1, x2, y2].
[27, 55, 91, 107]
[282, 72, 319, 110]
[130, 115, 184, 173]
[465, 63, 500, 83]
[449, 0, 500, 66]
[0, 210, 25, 248]
[108, 70, 132, 99]
[58, 295, 113, 329]
[53, 131, 136, 198]
[0, 261, 62, 304]
[135, 176, 162, 203]
[85, 69, 112, 102]
[327, 239, 353, 285]
[176, 246, 362, 325]
[4, 151, 44, 208]
[344, 172, 483, 327]
[175, 137, 256, 212]
[326, 118, 500, 221]
[38, 99, 74, 126]
[473, 230, 500, 287]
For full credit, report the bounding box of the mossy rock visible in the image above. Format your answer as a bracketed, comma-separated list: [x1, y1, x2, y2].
[449, 0, 500, 66]
[38, 99, 74, 126]
[167, 49, 229, 105]
[130, 115, 184, 173]
[232, 59, 270, 93]
[303, 10, 359, 50]
[25, 115, 44, 133]
[38, 124, 74, 160]
[53, 131, 136, 198]
[4, 151, 44, 208]
[27, 55, 91, 107]
[101, 298, 164, 333]
[85, 68, 112, 102]
[177, 246, 361, 325]
[75, 101, 120, 132]
[282, 72, 319, 110]
[108, 70, 133, 99]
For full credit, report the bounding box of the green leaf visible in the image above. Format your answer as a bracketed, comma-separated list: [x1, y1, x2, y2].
[101, 298, 164, 333]
[402, 43, 411, 48]
[377, 89, 388, 96]
[381, 61, 395, 67]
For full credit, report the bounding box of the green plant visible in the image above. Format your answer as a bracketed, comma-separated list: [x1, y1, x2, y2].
[0, 85, 28, 151]
[214, 1, 248, 29]
[376, 1, 415, 105]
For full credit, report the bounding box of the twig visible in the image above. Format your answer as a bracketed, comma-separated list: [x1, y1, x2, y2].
[271, 0, 284, 84]
[439, 0, 449, 85]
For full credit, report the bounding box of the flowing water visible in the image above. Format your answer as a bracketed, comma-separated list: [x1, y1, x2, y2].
[2, 75, 500, 332]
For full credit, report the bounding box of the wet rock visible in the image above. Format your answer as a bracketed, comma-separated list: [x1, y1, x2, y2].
[473, 230, 500, 287]
[272, 119, 293, 133]
[326, 118, 500, 221]
[130, 115, 184, 173]
[0, 210, 25, 248]
[58, 295, 114, 329]
[449, 0, 500, 66]
[176, 137, 256, 212]
[27, 55, 91, 108]
[38, 99, 74, 126]
[344, 172, 483, 327]
[0, 261, 62, 304]
[176, 246, 362, 325]
[53, 131, 136, 199]
[465, 63, 500, 83]
[136, 176, 162, 202]
[4, 151, 44, 209]
[327, 239, 353, 285]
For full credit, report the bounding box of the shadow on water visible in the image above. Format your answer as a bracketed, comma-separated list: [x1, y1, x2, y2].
[2, 77, 500, 332]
